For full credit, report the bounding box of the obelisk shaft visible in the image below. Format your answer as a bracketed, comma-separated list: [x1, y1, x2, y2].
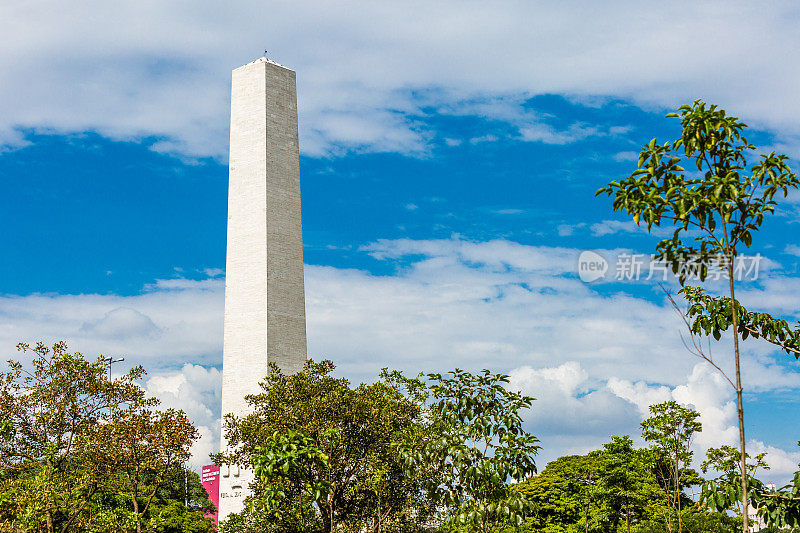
[219, 58, 307, 521]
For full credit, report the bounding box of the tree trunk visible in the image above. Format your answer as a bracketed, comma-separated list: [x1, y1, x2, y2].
[132, 494, 142, 533]
[321, 496, 332, 533]
[585, 499, 589, 533]
[676, 455, 682, 533]
[46, 463, 55, 533]
[626, 501, 630, 533]
[665, 488, 672, 533]
[723, 227, 749, 533]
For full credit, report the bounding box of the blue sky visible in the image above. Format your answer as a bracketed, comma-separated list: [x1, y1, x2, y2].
[1, 1, 799, 477]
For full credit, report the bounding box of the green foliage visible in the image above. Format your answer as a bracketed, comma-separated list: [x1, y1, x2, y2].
[386, 368, 540, 532]
[84, 406, 199, 533]
[755, 465, 800, 530]
[216, 359, 432, 533]
[703, 442, 800, 530]
[681, 286, 800, 358]
[0, 420, 12, 442]
[596, 99, 799, 284]
[509, 436, 701, 533]
[701, 445, 769, 481]
[640, 401, 702, 533]
[0, 341, 211, 533]
[511, 453, 605, 532]
[596, 100, 800, 533]
[596, 436, 664, 533]
[251, 428, 333, 528]
[634, 509, 740, 533]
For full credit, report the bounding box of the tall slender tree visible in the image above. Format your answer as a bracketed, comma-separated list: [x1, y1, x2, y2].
[598, 100, 800, 531]
[640, 401, 702, 533]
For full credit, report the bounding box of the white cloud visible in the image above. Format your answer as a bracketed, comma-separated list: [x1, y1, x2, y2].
[748, 441, 800, 479]
[80, 307, 161, 340]
[607, 362, 800, 482]
[785, 244, 800, 257]
[508, 362, 642, 457]
[510, 361, 589, 397]
[590, 219, 642, 237]
[4, 1, 800, 158]
[672, 364, 739, 451]
[437, 95, 620, 146]
[589, 219, 676, 238]
[146, 364, 222, 469]
[469, 134, 499, 144]
[557, 223, 585, 236]
[0, 277, 224, 369]
[519, 122, 599, 145]
[509, 360, 798, 480]
[606, 378, 672, 416]
[613, 151, 639, 162]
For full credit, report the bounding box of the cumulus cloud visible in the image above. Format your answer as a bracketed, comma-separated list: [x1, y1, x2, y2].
[535, 361, 799, 482]
[4, 1, 800, 158]
[146, 364, 222, 469]
[606, 362, 800, 482]
[80, 307, 162, 339]
[508, 361, 642, 455]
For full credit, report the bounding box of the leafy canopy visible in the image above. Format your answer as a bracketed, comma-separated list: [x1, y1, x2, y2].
[385, 368, 540, 532]
[0, 342, 210, 533]
[216, 360, 431, 533]
[597, 99, 799, 283]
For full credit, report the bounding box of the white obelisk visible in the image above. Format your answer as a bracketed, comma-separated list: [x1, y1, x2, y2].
[218, 57, 307, 522]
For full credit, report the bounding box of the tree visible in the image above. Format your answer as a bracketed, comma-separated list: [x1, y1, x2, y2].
[755, 461, 800, 530]
[703, 442, 800, 531]
[84, 407, 199, 533]
[385, 368, 540, 532]
[511, 440, 670, 533]
[597, 100, 800, 532]
[596, 435, 663, 533]
[511, 453, 603, 533]
[0, 342, 148, 532]
[215, 360, 432, 533]
[0, 420, 12, 442]
[701, 444, 769, 485]
[641, 401, 702, 533]
[0, 341, 211, 533]
[634, 508, 740, 533]
[85, 467, 214, 533]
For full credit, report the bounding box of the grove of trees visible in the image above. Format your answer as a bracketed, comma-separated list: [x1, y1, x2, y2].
[215, 359, 800, 533]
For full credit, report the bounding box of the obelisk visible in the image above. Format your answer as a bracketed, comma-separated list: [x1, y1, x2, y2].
[218, 57, 308, 521]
